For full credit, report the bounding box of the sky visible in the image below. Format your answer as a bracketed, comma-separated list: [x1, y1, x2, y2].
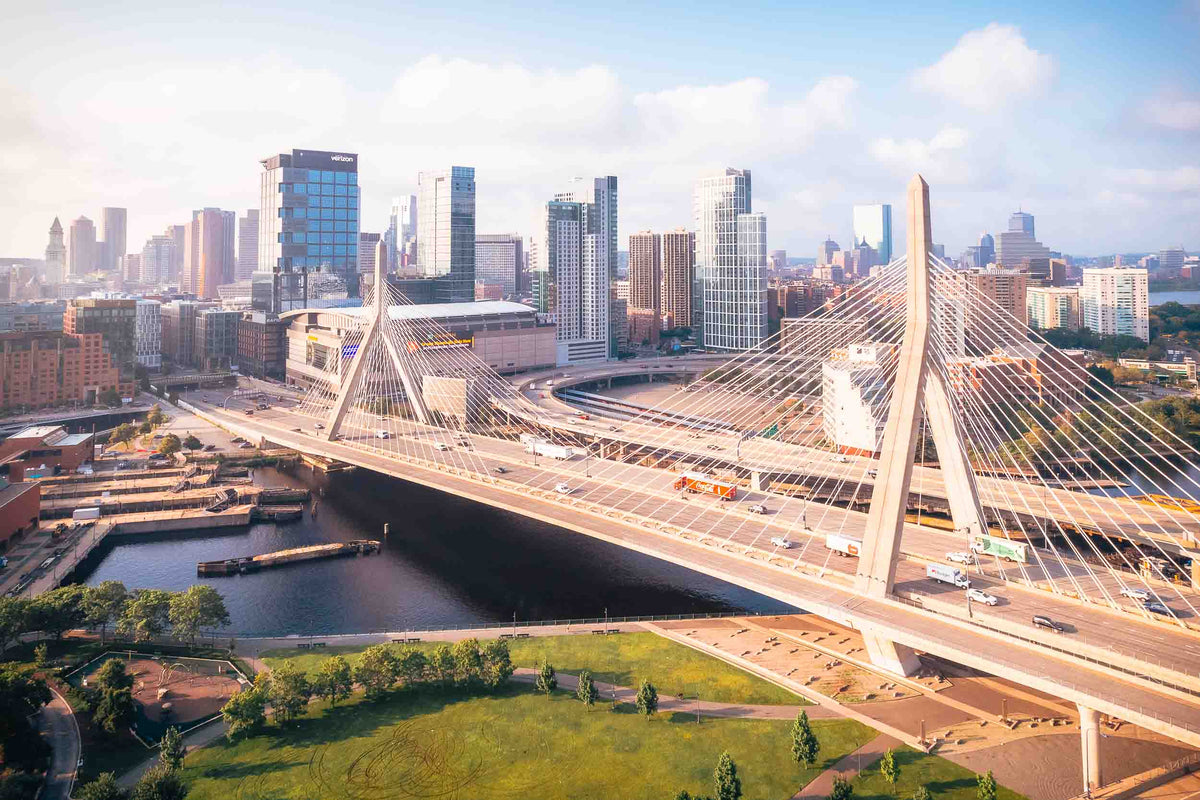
[2, 0, 1198, 261]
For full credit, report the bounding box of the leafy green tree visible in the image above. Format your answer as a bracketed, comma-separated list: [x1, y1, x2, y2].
[220, 684, 266, 739]
[117, 589, 172, 642]
[396, 647, 429, 689]
[880, 748, 898, 788]
[791, 709, 820, 767]
[77, 773, 128, 800]
[158, 434, 182, 456]
[480, 639, 513, 689]
[0, 665, 52, 764]
[158, 726, 185, 771]
[0, 597, 32, 653]
[92, 659, 136, 734]
[452, 637, 483, 687]
[138, 420, 154, 435]
[672, 792, 693, 800]
[182, 435, 201, 451]
[111, 422, 136, 450]
[130, 762, 188, 800]
[84, 581, 128, 643]
[100, 388, 123, 408]
[33, 643, 49, 669]
[535, 661, 557, 695]
[267, 661, 310, 724]
[429, 645, 455, 688]
[829, 776, 853, 800]
[576, 670, 598, 710]
[714, 751, 742, 800]
[912, 787, 932, 800]
[147, 405, 166, 426]
[977, 770, 997, 800]
[354, 644, 398, 699]
[313, 656, 353, 706]
[168, 585, 230, 645]
[31, 584, 89, 639]
[636, 679, 658, 719]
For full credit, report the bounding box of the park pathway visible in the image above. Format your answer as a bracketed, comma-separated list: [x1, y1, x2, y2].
[792, 733, 902, 799]
[38, 684, 80, 800]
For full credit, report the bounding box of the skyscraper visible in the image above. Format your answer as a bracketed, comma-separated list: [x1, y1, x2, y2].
[474, 234, 524, 297]
[660, 229, 693, 331]
[416, 167, 476, 302]
[816, 237, 840, 266]
[166, 224, 186, 283]
[996, 211, 1049, 266]
[557, 176, 619, 356]
[386, 194, 417, 270]
[1081, 267, 1149, 342]
[357, 232, 381, 275]
[184, 208, 235, 300]
[140, 234, 176, 285]
[101, 207, 127, 271]
[852, 204, 892, 264]
[257, 148, 360, 313]
[693, 168, 767, 351]
[1009, 211, 1035, 237]
[627, 232, 661, 314]
[68, 216, 97, 277]
[537, 192, 610, 365]
[44, 218, 66, 284]
[237, 209, 259, 281]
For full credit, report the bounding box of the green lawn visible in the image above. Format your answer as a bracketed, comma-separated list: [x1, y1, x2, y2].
[261, 631, 804, 705]
[852, 746, 1028, 800]
[183, 685, 870, 800]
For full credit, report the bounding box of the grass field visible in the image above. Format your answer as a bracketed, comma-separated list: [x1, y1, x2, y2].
[183, 685, 869, 800]
[851, 745, 1028, 800]
[260, 631, 805, 705]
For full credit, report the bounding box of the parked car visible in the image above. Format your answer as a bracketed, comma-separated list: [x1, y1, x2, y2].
[1032, 615, 1065, 633]
[1144, 601, 1172, 616]
[748, 504, 767, 515]
[1120, 587, 1151, 602]
[238, 442, 255, 449]
[966, 588, 998, 606]
[946, 552, 972, 565]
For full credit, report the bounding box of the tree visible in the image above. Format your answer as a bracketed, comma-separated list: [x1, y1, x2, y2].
[396, 647, 429, 689]
[158, 435, 181, 456]
[451, 638, 484, 687]
[880, 748, 898, 788]
[829, 776, 853, 800]
[576, 670, 598, 710]
[791, 710, 820, 768]
[267, 661, 310, 724]
[118, 589, 172, 642]
[158, 726, 185, 771]
[33, 643, 49, 669]
[32, 584, 88, 639]
[912, 788, 932, 800]
[182, 435, 201, 452]
[139, 420, 155, 435]
[714, 751, 742, 800]
[92, 659, 135, 734]
[635, 679, 658, 719]
[111, 423, 136, 450]
[130, 762, 188, 800]
[84, 581, 128, 643]
[672, 792, 693, 800]
[535, 662, 557, 696]
[977, 770, 997, 800]
[313, 656, 353, 706]
[220, 684, 266, 739]
[0, 665, 51, 763]
[480, 639, 514, 689]
[147, 405, 166, 426]
[99, 388, 123, 409]
[354, 645, 398, 699]
[429, 645, 455, 688]
[168, 585, 230, 645]
[77, 773, 128, 800]
[0, 597, 32, 653]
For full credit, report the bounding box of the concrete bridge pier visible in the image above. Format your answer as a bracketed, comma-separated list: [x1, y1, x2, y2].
[860, 626, 921, 677]
[750, 471, 765, 492]
[1079, 704, 1103, 793]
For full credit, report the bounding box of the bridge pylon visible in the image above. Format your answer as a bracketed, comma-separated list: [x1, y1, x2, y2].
[854, 175, 986, 674]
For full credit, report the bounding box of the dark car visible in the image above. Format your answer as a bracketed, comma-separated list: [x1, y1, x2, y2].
[1144, 601, 1172, 616]
[1032, 614, 1065, 633]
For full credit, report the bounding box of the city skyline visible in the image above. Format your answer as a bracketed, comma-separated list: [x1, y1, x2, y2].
[2, 2, 1197, 259]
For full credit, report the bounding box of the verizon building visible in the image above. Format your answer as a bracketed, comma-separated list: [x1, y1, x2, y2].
[256, 149, 359, 314]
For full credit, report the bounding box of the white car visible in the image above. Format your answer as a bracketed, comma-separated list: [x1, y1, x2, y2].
[433, 442, 449, 451]
[832, 454, 850, 463]
[1120, 587, 1151, 602]
[966, 588, 998, 606]
[748, 504, 767, 515]
[554, 483, 571, 495]
[375, 430, 390, 439]
[770, 536, 793, 549]
[946, 552, 972, 565]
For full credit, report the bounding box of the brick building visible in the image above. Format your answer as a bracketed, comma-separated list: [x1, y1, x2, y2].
[0, 480, 40, 551]
[0, 330, 122, 410]
[0, 425, 95, 478]
[64, 298, 137, 396]
[237, 311, 287, 379]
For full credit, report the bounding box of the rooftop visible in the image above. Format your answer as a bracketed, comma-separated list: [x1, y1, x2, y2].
[11, 425, 66, 441]
[282, 300, 537, 324]
[58, 433, 95, 446]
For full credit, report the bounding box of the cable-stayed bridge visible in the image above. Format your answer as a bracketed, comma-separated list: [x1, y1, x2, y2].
[193, 177, 1200, 791]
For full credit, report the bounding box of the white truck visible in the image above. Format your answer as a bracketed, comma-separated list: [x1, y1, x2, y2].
[522, 435, 575, 460]
[926, 563, 970, 588]
[73, 507, 101, 522]
[824, 534, 861, 557]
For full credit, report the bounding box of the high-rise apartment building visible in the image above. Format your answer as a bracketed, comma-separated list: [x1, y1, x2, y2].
[237, 209, 259, 281]
[1081, 267, 1149, 342]
[474, 234, 524, 297]
[557, 176, 619, 356]
[537, 199, 607, 364]
[257, 148, 360, 313]
[1026, 286, 1080, 331]
[64, 298, 137, 393]
[660, 229, 694, 331]
[693, 169, 767, 351]
[184, 208, 235, 299]
[161, 300, 217, 367]
[135, 299, 162, 370]
[996, 211, 1050, 266]
[44, 218, 66, 284]
[193, 309, 241, 370]
[68, 216, 97, 277]
[964, 267, 1028, 348]
[101, 207, 127, 271]
[416, 167, 476, 303]
[627, 232, 661, 314]
[140, 234, 176, 286]
[852, 204, 892, 264]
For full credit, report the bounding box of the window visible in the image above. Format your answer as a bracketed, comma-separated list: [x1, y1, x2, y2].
[307, 183, 320, 194]
[321, 196, 333, 208]
[320, 209, 333, 220]
[308, 170, 322, 181]
[334, 197, 347, 209]
[335, 172, 347, 184]
[334, 221, 347, 232]
[308, 196, 320, 208]
[321, 171, 334, 182]
[334, 184, 347, 196]
[334, 209, 347, 220]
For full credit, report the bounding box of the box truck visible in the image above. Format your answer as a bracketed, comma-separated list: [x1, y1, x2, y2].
[971, 534, 1028, 563]
[73, 507, 101, 522]
[824, 534, 862, 557]
[926, 563, 971, 588]
[672, 473, 737, 500]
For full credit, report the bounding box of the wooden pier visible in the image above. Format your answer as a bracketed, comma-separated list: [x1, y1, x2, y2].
[197, 539, 380, 576]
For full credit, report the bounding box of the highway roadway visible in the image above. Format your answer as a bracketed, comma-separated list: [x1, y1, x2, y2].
[192, 390, 1200, 746]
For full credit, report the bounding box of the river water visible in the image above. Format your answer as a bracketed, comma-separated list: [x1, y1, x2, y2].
[74, 465, 792, 636]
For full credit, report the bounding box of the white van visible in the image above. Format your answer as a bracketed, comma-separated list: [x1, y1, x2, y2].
[555, 483, 571, 494]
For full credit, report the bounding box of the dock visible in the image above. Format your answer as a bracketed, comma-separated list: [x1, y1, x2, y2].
[252, 504, 305, 522]
[197, 539, 380, 576]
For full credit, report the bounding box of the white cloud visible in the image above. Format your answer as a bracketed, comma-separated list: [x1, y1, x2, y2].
[912, 23, 1055, 111]
[869, 127, 972, 183]
[1142, 92, 1200, 131]
[1105, 166, 1200, 193]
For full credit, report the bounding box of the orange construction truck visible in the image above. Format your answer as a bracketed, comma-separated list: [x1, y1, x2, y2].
[672, 472, 737, 501]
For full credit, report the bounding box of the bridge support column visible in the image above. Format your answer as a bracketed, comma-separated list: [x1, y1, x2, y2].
[1078, 704, 1103, 793]
[750, 471, 765, 492]
[860, 626, 921, 677]
[1184, 550, 1200, 589]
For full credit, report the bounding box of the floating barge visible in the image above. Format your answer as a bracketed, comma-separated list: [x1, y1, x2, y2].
[252, 504, 305, 522]
[197, 539, 380, 576]
[257, 487, 311, 504]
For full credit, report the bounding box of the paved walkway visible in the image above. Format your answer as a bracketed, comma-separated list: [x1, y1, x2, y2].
[116, 720, 228, 789]
[38, 684, 80, 800]
[792, 733, 901, 800]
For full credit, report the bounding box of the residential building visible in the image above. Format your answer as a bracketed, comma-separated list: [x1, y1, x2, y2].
[474, 234, 524, 297]
[135, 299, 162, 370]
[964, 267, 1028, 348]
[161, 300, 217, 368]
[821, 343, 897, 455]
[852, 204, 892, 264]
[139, 234, 176, 286]
[660, 229, 693, 331]
[101, 207, 127, 271]
[257, 148, 360, 313]
[237, 209, 259, 281]
[237, 311, 287, 380]
[184, 208, 235, 299]
[68, 216, 97, 276]
[556, 176, 619, 357]
[357, 232, 381, 275]
[416, 166, 476, 303]
[120, 253, 141, 282]
[817, 237, 840, 266]
[628, 307, 660, 347]
[1026, 286, 1080, 331]
[64, 297, 137, 394]
[1081, 267, 1150, 342]
[44, 218, 66, 284]
[0, 301, 64, 332]
[0, 331, 121, 410]
[996, 211, 1050, 266]
[474, 282, 503, 301]
[193, 309, 241, 371]
[693, 169, 767, 351]
[627, 231, 661, 314]
[781, 317, 868, 358]
[946, 343, 1087, 409]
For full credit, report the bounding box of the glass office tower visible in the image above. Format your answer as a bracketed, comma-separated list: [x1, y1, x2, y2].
[852, 204, 892, 265]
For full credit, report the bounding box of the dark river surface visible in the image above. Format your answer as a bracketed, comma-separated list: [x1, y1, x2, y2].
[74, 465, 793, 636]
